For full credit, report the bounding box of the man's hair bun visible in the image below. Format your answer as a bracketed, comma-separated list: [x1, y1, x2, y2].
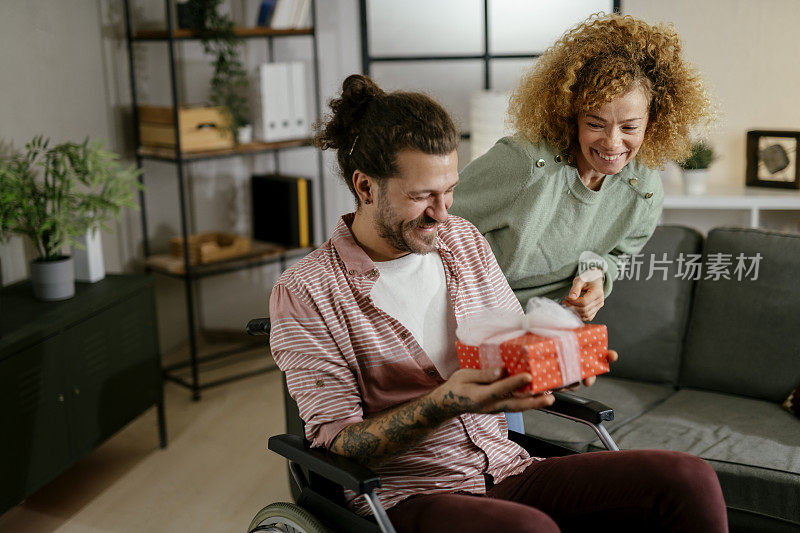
[315, 75, 384, 152]
[314, 74, 458, 206]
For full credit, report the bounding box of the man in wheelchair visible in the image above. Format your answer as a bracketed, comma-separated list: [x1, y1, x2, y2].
[267, 74, 728, 532]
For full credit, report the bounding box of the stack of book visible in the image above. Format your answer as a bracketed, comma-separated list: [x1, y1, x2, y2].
[251, 174, 313, 248]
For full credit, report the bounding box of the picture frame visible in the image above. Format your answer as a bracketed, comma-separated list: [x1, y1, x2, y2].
[746, 130, 800, 189]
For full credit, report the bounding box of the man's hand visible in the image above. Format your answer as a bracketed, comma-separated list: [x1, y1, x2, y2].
[330, 367, 554, 467]
[431, 367, 555, 415]
[562, 349, 619, 390]
[564, 274, 605, 321]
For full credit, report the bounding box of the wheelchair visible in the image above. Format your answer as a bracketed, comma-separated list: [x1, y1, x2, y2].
[245, 317, 619, 533]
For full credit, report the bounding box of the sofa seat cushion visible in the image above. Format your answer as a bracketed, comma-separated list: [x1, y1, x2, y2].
[590, 389, 800, 525]
[521, 376, 675, 451]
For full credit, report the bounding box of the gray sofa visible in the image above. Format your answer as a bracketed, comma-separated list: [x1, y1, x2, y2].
[522, 226, 800, 532]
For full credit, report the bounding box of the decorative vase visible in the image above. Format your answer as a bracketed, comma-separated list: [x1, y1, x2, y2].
[682, 168, 708, 195]
[74, 228, 106, 283]
[469, 90, 513, 162]
[30, 256, 75, 301]
[238, 124, 253, 144]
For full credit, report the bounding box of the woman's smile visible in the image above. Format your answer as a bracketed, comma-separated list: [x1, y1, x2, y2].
[593, 149, 626, 162]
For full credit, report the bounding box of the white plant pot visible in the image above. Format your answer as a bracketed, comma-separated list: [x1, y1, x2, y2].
[682, 169, 709, 195]
[74, 228, 106, 283]
[30, 256, 75, 301]
[238, 124, 253, 144]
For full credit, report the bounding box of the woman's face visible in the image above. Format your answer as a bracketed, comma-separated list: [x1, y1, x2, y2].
[575, 87, 650, 178]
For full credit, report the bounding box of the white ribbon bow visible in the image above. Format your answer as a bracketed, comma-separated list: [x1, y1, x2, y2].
[456, 297, 584, 387]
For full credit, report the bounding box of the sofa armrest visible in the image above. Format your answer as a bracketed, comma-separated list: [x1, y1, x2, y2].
[268, 434, 381, 494]
[541, 391, 615, 425]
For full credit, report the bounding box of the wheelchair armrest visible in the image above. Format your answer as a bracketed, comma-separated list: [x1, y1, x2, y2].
[246, 317, 271, 336]
[268, 434, 381, 495]
[508, 428, 577, 457]
[541, 391, 614, 425]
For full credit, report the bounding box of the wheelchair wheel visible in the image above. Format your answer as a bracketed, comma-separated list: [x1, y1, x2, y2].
[247, 501, 330, 533]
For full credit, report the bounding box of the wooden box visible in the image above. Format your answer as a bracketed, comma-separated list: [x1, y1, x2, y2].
[169, 232, 251, 264]
[138, 106, 234, 152]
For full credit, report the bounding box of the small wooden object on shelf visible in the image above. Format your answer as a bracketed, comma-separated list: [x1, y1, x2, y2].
[136, 138, 312, 161]
[146, 240, 288, 276]
[138, 105, 234, 153]
[169, 231, 251, 264]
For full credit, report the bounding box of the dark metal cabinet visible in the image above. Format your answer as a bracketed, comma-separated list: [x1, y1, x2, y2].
[0, 334, 72, 506]
[0, 274, 166, 515]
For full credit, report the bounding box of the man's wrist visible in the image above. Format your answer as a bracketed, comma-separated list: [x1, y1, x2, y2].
[437, 381, 484, 418]
[422, 385, 469, 423]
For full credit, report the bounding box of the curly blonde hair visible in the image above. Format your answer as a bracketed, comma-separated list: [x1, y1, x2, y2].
[509, 13, 713, 168]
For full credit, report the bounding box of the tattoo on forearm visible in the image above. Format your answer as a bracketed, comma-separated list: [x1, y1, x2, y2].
[382, 402, 427, 447]
[332, 390, 480, 466]
[335, 423, 381, 460]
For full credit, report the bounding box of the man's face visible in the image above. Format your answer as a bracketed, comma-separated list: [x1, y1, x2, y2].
[372, 149, 459, 257]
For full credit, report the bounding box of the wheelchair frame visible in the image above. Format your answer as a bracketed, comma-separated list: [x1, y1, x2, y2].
[248, 318, 619, 533]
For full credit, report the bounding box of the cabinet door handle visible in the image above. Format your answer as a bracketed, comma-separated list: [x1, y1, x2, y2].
[57, 393, 65, 403]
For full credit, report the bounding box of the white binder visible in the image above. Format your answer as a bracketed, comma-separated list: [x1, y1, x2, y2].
[291, 0, 311, 27]
[258, 63, 294, 142]
[270, 0, 296, 29]
[287, 62, 310, 139]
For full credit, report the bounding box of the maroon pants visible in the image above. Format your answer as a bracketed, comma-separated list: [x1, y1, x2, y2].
[385, 450, 728, 533]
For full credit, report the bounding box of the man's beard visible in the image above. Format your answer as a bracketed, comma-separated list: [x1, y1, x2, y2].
[374, 197, 441, 255]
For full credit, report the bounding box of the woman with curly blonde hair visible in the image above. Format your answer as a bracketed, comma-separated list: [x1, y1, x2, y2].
[452, 13, 713, 321]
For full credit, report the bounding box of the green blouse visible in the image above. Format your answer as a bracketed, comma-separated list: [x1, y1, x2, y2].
[451, 135, 663, 305]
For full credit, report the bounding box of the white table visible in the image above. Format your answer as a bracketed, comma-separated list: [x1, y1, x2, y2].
[662, 183, 800, 228]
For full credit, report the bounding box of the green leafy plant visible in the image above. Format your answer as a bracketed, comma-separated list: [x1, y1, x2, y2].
[678, 141, 716, 170]
[188, 0, 250, 142]
[0, 136, 142, 261]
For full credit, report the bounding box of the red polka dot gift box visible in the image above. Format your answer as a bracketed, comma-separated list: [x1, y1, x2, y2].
[455, 298, 611, 395]
[456, 325, 610, 394]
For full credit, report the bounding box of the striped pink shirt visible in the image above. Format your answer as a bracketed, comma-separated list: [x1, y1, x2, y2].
[269, 213, 536, 516]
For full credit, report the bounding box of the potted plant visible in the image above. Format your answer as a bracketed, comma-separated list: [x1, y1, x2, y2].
[0, 136, 141, 301]
[0, 159, 16, 330]
[678, 141, 716, 195]
[187, 0, 251, 144]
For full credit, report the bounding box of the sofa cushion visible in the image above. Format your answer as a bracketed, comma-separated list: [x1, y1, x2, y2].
[592, 389, 800, 526]
[521, 376, 675, 451]
[680, 228, 800, 402]
[600, 225, 702, 385]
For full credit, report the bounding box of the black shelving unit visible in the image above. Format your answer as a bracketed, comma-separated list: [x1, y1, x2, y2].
[358, 0, 621, 140]
[123, 0, 324, 400]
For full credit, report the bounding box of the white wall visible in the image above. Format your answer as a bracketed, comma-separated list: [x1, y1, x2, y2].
[625, 0, 800, 187]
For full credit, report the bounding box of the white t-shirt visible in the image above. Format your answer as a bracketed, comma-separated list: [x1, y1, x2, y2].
[370, 251, 459, 378]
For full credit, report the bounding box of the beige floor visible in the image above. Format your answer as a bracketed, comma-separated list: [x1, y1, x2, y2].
[0, 347, 293, 533]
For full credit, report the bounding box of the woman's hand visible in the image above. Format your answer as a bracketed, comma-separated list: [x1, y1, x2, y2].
[564, 274, 605, 321]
